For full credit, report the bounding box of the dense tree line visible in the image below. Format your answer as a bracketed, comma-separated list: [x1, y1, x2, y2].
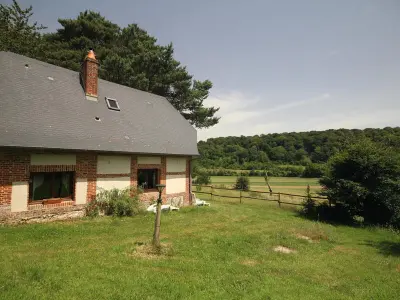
[0, 1, 219, 128]
[198, 127, 400, 170]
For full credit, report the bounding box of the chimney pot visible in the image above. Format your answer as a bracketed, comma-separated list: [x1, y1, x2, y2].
[87, 49, 96, 61]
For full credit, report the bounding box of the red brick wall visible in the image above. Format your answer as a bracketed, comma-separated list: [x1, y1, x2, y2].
[0, 150, 98, 208]
[76, 153, 97, 201]
[0, 149, 192, 212]
[0, 150, 29, 206]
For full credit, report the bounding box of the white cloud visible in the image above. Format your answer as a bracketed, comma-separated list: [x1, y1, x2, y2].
[197, 89, 400, 142]
[198, 91, 331, 141]
[261, 93, 330, 115]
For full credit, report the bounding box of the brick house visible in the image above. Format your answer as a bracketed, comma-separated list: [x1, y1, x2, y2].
[0, 50, 198, 214]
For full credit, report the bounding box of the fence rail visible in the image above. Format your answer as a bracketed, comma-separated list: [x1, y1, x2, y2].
[192, 184, 328, 208]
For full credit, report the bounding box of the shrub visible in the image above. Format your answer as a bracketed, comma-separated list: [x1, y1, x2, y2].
[320, 139, 400, 227]
[302, 163, 325, 178]
[90, 187, 144, 217]
[234, 176, 249, 191]
[194, 173, 211, 185]
[314, 203, 354, 224]
[85, 199, 100, 217]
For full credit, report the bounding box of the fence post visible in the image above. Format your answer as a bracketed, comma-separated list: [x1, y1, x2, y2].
[278, 193, 281, 208]
[240, 189, 242, 204]
[211, 185, 214, 202]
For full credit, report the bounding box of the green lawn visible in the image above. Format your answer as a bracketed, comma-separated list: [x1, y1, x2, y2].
[1, 201, 399, 299]
[210, 176, 321, 195]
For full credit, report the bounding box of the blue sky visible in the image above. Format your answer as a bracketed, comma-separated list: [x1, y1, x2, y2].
[8, 0, 400, 140]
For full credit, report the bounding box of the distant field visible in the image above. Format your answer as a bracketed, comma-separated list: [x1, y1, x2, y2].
[209, 176, 321, 195]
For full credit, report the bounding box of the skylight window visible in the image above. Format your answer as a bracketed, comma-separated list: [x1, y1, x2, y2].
[105, 97, 120, 111]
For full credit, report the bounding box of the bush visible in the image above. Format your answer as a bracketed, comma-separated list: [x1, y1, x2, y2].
[302, 163, 326, 178]
[194, 173, 211, 185]
[320, 139, 400, 227]
[85, 199, 100, 217]
[87, 187, 144, 217]
[234, 176, 249, 191]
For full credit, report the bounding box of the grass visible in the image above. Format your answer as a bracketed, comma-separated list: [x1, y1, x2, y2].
[1, 200, 399, 299]
[210, 176, 321, 195]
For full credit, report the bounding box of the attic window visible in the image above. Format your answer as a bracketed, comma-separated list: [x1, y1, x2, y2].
[105, 97, 120, 111]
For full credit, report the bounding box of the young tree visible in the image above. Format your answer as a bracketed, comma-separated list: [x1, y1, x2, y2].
[320, 139, 400, 227]
[301, 185, 316, 216]
[234, 176, 249, 191]
[195, 173, 211, 185]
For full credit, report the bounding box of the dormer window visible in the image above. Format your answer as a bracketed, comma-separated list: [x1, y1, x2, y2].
[105, 97, 120, 111]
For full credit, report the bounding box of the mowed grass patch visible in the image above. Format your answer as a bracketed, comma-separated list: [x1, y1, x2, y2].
[210, 176, 321, 195]
[1, 202, 399, 300]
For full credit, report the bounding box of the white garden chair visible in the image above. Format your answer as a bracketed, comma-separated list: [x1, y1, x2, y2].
[146, 203, 179, 213]
[192, 192, 210, 206]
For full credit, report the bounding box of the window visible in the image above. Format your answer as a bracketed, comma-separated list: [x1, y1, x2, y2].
[138, 169, 159, 190]
[29, 172, 74, 201]
[105, 97, 120, 111]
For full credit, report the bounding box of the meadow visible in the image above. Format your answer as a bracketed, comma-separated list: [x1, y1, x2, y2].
[1, 200, 399, 299]
[210, 176, 321, 195]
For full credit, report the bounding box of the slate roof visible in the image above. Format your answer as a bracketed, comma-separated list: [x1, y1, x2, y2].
[0, 52, 199, 156]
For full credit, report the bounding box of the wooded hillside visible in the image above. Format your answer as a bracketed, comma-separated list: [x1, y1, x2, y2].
[197, 127, 400, 170]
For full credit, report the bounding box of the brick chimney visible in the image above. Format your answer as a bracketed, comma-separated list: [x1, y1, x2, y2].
[81, 49, 99, 101]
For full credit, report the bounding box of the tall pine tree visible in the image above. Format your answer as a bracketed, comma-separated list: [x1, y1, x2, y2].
[0, 0, 46, 56]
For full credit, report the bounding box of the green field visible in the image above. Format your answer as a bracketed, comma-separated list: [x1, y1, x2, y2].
[1, 201, 399, 299]
[210, 176, 321, 195]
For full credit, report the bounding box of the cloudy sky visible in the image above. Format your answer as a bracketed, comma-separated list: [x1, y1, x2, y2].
[10, 0, 400, 140]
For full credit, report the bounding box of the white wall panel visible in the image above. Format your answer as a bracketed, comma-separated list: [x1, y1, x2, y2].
[31, 154, 76, 165]
[166, 157, 186, 173]
[166, 174, 186, 194]
[96, 177, 131, 192]
[11, 182, 28, 212]
[97, 155, 131, 174]
[75, 178, 88, 205]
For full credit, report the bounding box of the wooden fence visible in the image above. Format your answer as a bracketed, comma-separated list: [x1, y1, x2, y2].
[192, 184, 329, 208]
